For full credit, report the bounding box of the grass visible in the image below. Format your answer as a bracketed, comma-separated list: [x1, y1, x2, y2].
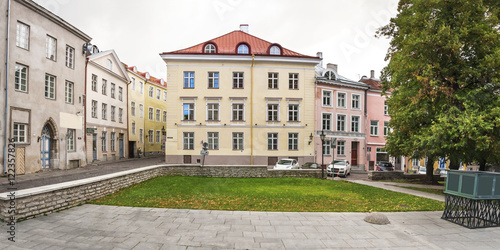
[91, 176, 444, 212]
[397, 186, 445, 196]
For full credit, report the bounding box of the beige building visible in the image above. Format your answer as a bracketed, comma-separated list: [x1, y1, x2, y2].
[160, 25, 320, 165]
[124, 64, 146, 158]
[85, 50, 130, 162]
[0, 0, 91, 173]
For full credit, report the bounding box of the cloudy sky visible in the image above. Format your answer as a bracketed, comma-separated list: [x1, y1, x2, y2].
[33, 0, 399, 81]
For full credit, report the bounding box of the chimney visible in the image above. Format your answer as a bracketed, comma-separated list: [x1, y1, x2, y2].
[327, 63, 338, 73]
[370, 70, 375, 79]
[240, 24, 249, 33]
[316, 52, 323, 68]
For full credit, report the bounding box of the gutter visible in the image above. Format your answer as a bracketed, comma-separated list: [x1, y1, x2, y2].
[250, 54, 254, 165]
[3, 0, 12, 173]
[364, 87, 369, 171]
[84, 57, 89, 165]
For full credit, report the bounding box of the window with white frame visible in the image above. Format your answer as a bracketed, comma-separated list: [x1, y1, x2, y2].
[156, 108, 161, 122]
[288, 104, 299, 122]
[288, 133, 298, 151]
[322, 140, 331, 155]
[106, 59, 112, 71]
[384, 101, 389, 115]
[46, 35, 56, 61]
[91, 100, 97, 118]
[67, 129, 75, 151]
[351, 116, 360, 132]
[44, 74, 56, 99]
[337, 114, 346, 131]
[163, 111, 167, 122]
[337, 92, 346, 108]
[139, 104, 143, 118]
[16, 22, 30, 49]
[322, 113, 332, 130]
[131, 77, 136, 90]
[91, 74, 97, 92]
[208, 72, 219, 88]
[207, 132, 219, 150]
[156, 89, 161, 100]
[270, 45, 281, 55]
[370, 121, 379, 136]
[156, 131, 161, 143]
[148, 107, 153, 120]
[129, 101, 136, 117]
[139, 81, 144, 93]
[268, 72, 278, 89]
[352, 94, 360, 109]
[102, 103, 107, 120]
[183, 103, 195, 120]
[111, 106, 116, 121]
[184, 72, 194, 88]
[132, 122, 136, 135]
[268, 133, 278, 150]
[65, 45, 74, 68]
[15, 64, 28, 92]
[119, 108, 123, 123]
[65, 81, 73, 104]
[139, 129, 143, 143]
[102, 79, 107, 95]
[183, 132, 194, 150]
[237, 44, 249, 54]
[289, 73, 299, 89]
[148, 86, 154, 98]
[233, 72, 244, 89]
[118, 87, 123, 101]
[232, 132, 244, 150]
[232, 103, 244, 121]
[110, 132, 116, 151]
[101, 131, 107, 151]
[111, 83, 116, 98]
[148, 130, 153, 143]
[204, 44, 216, 53]
[267, 103, 279, 122]
[207, 103, 219, 121]
[13, 123, 27, 143]
[163, 91, 167, 102]
[337, 140, 345, 156]
[322, 90, 332, 106]
[384, 121, 390, 136]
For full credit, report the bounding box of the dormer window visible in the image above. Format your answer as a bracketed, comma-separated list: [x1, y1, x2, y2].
[204, 44, 216, 53]
[270, 45, 281, 55]
[325, 71, 336, 80]
[237, 44, 249, 54]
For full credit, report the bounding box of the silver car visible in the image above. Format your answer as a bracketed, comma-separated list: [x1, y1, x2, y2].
[327, 160, 351, 177]
[273, 159, 300, 170]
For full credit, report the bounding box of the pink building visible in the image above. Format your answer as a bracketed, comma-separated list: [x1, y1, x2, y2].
[315, 63, 370, 171]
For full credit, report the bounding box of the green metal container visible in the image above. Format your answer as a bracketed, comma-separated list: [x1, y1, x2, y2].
[445, 170, 500, 200]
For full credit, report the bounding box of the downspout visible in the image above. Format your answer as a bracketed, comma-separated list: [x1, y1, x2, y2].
[364, 87, 369, 171]
[84, 57, 89, 165]
[125, 79, 130, 158]
[250, 54, 254, 165]
[314, 80, 317, 164]
[3, 0, 12, 173]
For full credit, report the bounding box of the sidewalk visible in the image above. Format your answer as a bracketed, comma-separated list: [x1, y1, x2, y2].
[347, 179, 445, 202]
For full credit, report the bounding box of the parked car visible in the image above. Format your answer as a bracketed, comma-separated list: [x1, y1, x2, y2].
[327, 160, 351, 177]
[376, 161, 395, 171]
[302, 162, 319, 169]
[418, 166, 426, 174]
[439, 169, 448, 175]
[273, 159, 300, 170]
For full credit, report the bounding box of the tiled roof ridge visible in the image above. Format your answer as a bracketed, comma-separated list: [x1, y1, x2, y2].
[122, 62, 166, 87]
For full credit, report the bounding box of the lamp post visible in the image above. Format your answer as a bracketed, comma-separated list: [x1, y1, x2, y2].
[320, 130, 326, 179]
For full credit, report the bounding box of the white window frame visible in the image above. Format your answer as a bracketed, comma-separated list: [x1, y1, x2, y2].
[233, 72, 244, 89]
[118, 86, 123, 101]
[237, 44, 249, 54]
[156, 130, 161, 143]
[131, 77, 136, 90]
[65, 80, 73, 104]
[149, 86, 154, 98]
[148, 107, 154, 121]
[148, 130, 154, 143]
[267, 103, 280, 122]
[91, 74, 97, 92]
[156, 108, 161, 122]
[139, 129, 143, 143]
[67, 129, 75, 151]
[289, 73, 299, 89]
[322, 90, 332, 107]
[15, 64, 28, 92]
[91, 100, 98, 118]
[182, 102, 195, 121]
[204, 44, 216, 53]
[288, 133, 298, 151]
[101, 131, 107, 152]
[111, 105, 116, 121]
[65, 45, 74, 69]
[102, 79, 107, 95]
[208, 72, 219, 89]
[231, 103, 245, 121]
[183, 132, 194, 150]
[110, 132, 116, 152]
[102, 103, 107, 120]
[184, 72, 195, 88]
[288, 103, 300, 122]
[132, 122, 136, 135]
[140, 81, 144, 94]
[16, 22, 30, 50]
[131, 101, 136, 116]
[322, 113, 332, 131]
[352, 94, 361, 110]
[163, 110, 167, 123]
[268, 72, 279, 89]
[44, 74, 56, 100]
[267, 133, 278, 150]
[337, 140, 346, 156]
[163, 91, 167, 102]
[46, 35, 57, 61]
[384, 121, 390, 136]
[139, 104, 144, 118]
[370, 120, 379, 136]
[322, 140, 331, 156]
[337, 92, 346, 108]
[351, 115, 361, 133]
[206, 103, 220, 121]
[232, 132, 244, 150]
[207, 132, 219, 150]
[156, 89, 161, 100]
[111, 83, 116, 99]
[13, 123, 27, 143]
[336, 114, 346, 132]
[119, 108, 123, 123]
[384, 101, 389, 115]
[270, 46, 281, 55]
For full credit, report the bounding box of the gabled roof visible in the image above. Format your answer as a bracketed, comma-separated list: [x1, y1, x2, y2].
[359, 77, 383, 90]
[88, 50, 130, 82]
[122, 63, 166, 88]
[161, 30, 315, 58]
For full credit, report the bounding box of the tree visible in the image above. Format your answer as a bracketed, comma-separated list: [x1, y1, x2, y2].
[378, 0, 500, 181]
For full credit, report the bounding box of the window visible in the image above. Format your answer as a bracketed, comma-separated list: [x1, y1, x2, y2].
[384, 121, 390, 136]
[288, 133, 298, 151]
[351, 116, 360, 132]
[289, 73, 299, 89]
[268, 73, 279, 89]
[106, 59, 112, 71]
[148, 130, 153, 143]
[110, 132, 116, 151]
[16, 22, 30, 49]
[15, 64, 28, 92]
[322, 90, 332, 106]
[237, 44, 249, 54]
[118, 87, 123, 101]
[268, 133, 278, 150]
[337, 141, 345, 156]
[205, 44, 216, 53]
[337, 92, 346, 108]
[139, 81, 144, 94]
[325, 71, 336, 80]
[91, 100, 98, 118]
[270, 45, 281, 55]
[132, 122, 136, 135]
[110, 107, 118, 121]
[131, 77, 136, 90]
[322, 140, 331, 155]
[44, 74, 56, 99]
[102, 103, 107, 120]
[139, 104, 144, 118]
[232, 103, 244, 121]
[370, 121, 379, 136]
[46, 35, 56, 61]
[91, 74, 97, 92]
[337, 114, 346, 132]
[148, 86, 154, 98]
[163, 111, 167, 122]
[322, 113, 332, 130]
[232, 132, 244, 150]
[101, 132, 107, 152]
[65, 45, 74, 68]
[148, 107, 153, 120]
[384, 101, 389, 115]
[267, 104, 279, 122]
[102, 79, 107, 95]
[156, 89, 161, 100]
[184, 72, 195, 88]
[156, 108, 161, 122]
[67, 129, 75, 151]
[233, 72, 244, 89]
[208, 132, 219, 150]
[207, 103, 219, 121]
[208, 72, 219, 88]
[288, 104, 299, 122]
[156, 131, 161, 143]
[13, 123, 27, 143]
[65, 81, 74, 104]
[183, 132, 194, 150]
[163, 91, 167, 102]
[183, 103, 195, 120]
[352, 94, 360, 109]
[111, 83, 116, 98]
[119, 108, 123, 123]
[139, 129, 143, 143]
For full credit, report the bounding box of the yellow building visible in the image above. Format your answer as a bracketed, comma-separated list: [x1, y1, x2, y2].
[124, 64, 146, 158]
[144, 75, 167, 155]
[160, 25, 320, 165]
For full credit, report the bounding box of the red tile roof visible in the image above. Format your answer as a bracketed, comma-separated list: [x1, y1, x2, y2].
[359, 78, 383, 90]
[122, 63, 166, 87]
[161, 30, 316, 58]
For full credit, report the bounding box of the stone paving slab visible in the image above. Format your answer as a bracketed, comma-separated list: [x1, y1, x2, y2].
[2, 204, 500, 249]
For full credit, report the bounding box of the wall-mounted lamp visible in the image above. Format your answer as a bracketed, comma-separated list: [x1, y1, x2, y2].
[308, 133, 314, 145]
[161, 126, 166, 135]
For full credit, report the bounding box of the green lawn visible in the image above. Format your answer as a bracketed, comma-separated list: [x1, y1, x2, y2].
[90, 176, 444, 212]
[397, 186, 445, 196]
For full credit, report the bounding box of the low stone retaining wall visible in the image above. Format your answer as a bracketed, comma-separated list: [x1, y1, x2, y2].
[0, 165, 321, 221]
[368, 171, 445, 182]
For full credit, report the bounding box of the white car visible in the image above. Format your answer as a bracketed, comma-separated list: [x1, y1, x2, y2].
[327, 160, 351, 177]
[418, 166, 426, 175]
[273, 159, 300, 170]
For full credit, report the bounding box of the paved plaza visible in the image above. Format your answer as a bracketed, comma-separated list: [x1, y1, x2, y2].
[3, 204, 500, 249]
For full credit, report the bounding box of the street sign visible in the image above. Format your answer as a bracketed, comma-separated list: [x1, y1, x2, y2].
[200, 150, 209, 155]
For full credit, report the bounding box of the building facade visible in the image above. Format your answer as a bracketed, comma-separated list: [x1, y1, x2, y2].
[124, 65, 145, 158]
[85, 50, 130, 162]
[143, 74, 167, 156]
[160, 25, 320, 166]
[1, 0, 91, 173]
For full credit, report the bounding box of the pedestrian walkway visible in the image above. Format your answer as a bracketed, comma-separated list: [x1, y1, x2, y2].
[3, 204, 499, 249]
[347, 179, 445, 202]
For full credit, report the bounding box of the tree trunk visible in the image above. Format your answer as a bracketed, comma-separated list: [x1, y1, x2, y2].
[479, 159, 487, 171]
[449, 157, 460, 170]
[426, 156, 436, 184]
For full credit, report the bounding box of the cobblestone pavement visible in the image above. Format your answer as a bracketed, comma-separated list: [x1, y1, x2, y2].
[3, 204, 500, 249]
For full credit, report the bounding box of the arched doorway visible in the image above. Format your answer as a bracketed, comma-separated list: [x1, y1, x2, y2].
[40, 125, 52, 168]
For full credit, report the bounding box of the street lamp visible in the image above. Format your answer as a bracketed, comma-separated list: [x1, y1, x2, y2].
[320, 130, 326, 179]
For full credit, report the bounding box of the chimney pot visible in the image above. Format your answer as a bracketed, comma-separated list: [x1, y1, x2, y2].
[370, 70, 375, 79]
[240, 24, 249, 33]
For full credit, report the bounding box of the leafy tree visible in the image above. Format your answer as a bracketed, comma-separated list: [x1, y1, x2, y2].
[378, 0, 500, 180]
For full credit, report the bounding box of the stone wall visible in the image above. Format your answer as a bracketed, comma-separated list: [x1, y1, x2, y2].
[368, 171, 445, 181]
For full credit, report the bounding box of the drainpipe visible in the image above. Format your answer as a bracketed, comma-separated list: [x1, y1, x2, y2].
[364, 87, 369, 171]
[3, 0, 12, 174]
[250, 54, 254, 165]
[84, 57, 89, 165]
